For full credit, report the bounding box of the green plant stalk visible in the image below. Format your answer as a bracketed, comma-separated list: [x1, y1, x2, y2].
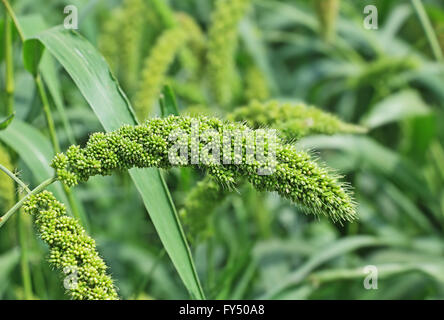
[430, 141, 444, 181]
[2, 0, 33, 299]
[0, 163, 31, 193]
[35, 75, 87, 227]
[411, 0, 443, 62]
[17, 205, 33, 299]
[314, 0, 340, 43]
[29, 236, 48, 299]
[0, 177, 57, 228]
[1, 0, 24, 41]
[2, 147, 34, 299]
[35, 75, 60, 153]
[4, 11, 14, 116]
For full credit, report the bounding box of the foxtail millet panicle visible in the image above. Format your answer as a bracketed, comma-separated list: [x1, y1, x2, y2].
[134, 28, 188, 120]
[23, 190, 118, 300]
[228, 100, 367, 141]
[51, 115, 356, 223]
[206, 0, 251, 106]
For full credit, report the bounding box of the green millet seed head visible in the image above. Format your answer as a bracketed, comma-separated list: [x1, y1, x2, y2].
[228, 100, 367, 141]
[179, 176, 228, 241]
[349, 56, 420, 89]
[245, 66, 270, 102]
[176, 12, 207, 79]
[119, 0, 147, 92]
[52, 115, 356, 222]
[99, 8, 125, 73]
[134, 28, 189, 120]
[176, 12, 206, 59]
[207, 0, 251, 106]
[23, 191, 118, 300]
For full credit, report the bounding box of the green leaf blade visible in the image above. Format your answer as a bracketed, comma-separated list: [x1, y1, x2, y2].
[23, 26, 205, 300]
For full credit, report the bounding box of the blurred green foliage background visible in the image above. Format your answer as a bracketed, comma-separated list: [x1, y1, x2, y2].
[1, 0, 444, 300]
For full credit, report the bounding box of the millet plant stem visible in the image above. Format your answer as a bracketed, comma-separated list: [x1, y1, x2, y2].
[0, 164, 31, 193]
[411, 0, 443, 62]
[4, 9, 14, 116]
[1, 0, 24, 40]
[2, 0, 33, 298]
[0, 177, 57, 228]
[35, 74, 60, 154]
[17, 205, 33, 299]
[35, 63, 87, 228]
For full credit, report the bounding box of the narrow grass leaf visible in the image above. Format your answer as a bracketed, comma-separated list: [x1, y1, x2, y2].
[23, 26, 204, 299]
[361, 90, 431, 128]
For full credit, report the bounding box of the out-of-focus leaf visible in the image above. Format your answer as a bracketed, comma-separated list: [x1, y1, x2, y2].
[309, 262, 444, 285]
[380, 4, 413, 47]
[230, 260, 257, 299]
[414, 72, 444, 103]
[0, 120, 67, 207]
[97, 236, 186, 299]
[23, 26, 205, 300]
[361, 90, 431, 128]
[256, 0, 317, 31]
[240, 18, 279, 94]
[298, 135, 435, 205]
[401, 114, 436, 163]
[0, 247, 20, 295]
[261, 236, 401, 299]
[383, 181, 435, 233]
